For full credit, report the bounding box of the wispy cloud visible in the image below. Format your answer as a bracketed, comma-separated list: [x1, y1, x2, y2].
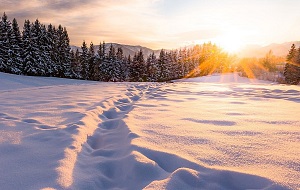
[1, 0, 300, 49]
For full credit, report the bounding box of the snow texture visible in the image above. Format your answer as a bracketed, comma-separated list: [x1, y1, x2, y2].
[0, 72, 299, 189]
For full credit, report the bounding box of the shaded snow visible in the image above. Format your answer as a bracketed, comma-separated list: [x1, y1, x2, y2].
[0, 72, 299, 189]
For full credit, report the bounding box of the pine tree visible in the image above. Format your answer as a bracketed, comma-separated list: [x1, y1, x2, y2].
[55, 25, 69, 77]
[71, 49, 81, 79]
[107, 44, 118, 81]
[29, 19, 46, 76]
[38, 23, 52, 76]
[0, 12, 12, 72]
[88, 42, 96, 80]
[80, 41, 89, 79]
[146, 52, 157, 81]
[157, 49, 168, 81]
[22, 19, 37, 76]
[284, 44, 300, 85]
[93, 42, 104, 81]
[116, 47, 127, 81]
[61, 27, 72, 78]
[125, 55, 132, 81]
[102, 41, 106, 59]
[6, 18, 23, 74]
[130, 49, 145, 81]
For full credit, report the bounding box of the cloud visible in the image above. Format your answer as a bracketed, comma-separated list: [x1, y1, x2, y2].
[1, 0, 300, 49]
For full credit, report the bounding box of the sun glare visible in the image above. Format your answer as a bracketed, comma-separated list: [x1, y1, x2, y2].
[214, 31, 245, 53]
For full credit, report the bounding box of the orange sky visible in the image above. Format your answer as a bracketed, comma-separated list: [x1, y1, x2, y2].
[1, 0, 300, 51]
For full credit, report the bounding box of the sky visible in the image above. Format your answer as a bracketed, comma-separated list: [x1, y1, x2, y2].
[1, 0, 300, 51]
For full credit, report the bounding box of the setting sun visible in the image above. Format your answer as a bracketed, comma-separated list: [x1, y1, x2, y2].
[214, 31, 245, 53]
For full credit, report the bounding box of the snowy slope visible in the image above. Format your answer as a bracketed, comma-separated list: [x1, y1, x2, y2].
[0, 72, 299, 189]
[174, 73, 272, 83]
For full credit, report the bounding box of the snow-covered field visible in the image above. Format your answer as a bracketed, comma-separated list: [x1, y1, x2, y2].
[0, 72, 299, 190]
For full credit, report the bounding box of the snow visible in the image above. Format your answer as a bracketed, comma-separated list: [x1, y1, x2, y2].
[0, 72, 299, 189]
[174, 73, 272, 83]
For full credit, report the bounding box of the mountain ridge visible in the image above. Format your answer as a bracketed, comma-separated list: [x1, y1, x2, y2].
[239, 41, 300, 58]
[71, 43, 161, 57]
[71, 41, 300, 58]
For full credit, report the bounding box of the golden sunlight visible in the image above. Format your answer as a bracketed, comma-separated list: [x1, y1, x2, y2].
[215, 31, 245, 53]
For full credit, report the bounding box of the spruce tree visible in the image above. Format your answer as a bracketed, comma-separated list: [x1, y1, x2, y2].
[47, 24, 57, 76]
[38, 23, 52, 76]
[93, 42, 104, 81]
[9, 18, 23, 74]
[30, 19, 46, 76]
[107, 44, 117, 81]
[284, 44, 300, 85]
[130, 49, 145, 81]
[22, 20, 37, 76]
[71, 49, 81, 79]
[80, 41, 89, 79]
[61, 27, 72, 78]
[157, 49, 168, 81]
[56, 25, 66, 77]
[88, 42, 96, 80]
[146, 52, 157, 81]
[0, 12, 12, 72]
[116, 47, 126, 81]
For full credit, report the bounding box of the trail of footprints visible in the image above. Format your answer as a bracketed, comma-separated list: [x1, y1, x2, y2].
[1, 83, 288, 189]
[71, 84, 287, 190]
[72, 84, 157, 189]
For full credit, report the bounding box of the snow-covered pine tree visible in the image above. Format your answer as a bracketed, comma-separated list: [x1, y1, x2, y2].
[55, 25, 71, 78]
[177, 49, 185, 78]
[0, 12, 12, 72]
[98, 41, 112, 81]
[107, 44, 118, 81]
[22, 19, 38, 76]
[71, 49, 82, 79]
[38, 24, 52, 76]
[8, 18, 23, 74]
[116, 47, 127, 81]
[125, 54, 132, 81]
[47, 24, 57, 76]
[80, 41, 89, 80]
[88, 42, 96, 80]
[130, 49, 145, 81]
[30, 19, 47, 76]
[61, 27, 73, 78]
[164, 51, 174, 80]
[169, 50, 180, 80]
[93, 42, 103, 81]
[157, 49, 168, 81]
[102, 41, 106, 59]
[146, 52, 157, 81]
[284, 44, 300, 84]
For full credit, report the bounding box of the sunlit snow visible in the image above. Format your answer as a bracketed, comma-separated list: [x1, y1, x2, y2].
[0, 72, 299, 189]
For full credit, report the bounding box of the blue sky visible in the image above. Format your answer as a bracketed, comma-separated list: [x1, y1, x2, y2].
[1, 0, 300, 50]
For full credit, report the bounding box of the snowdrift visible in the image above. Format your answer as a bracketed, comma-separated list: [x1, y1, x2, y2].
[0, 72, 299, 189]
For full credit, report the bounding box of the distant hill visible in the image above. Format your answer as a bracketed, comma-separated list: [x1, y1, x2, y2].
[239, 41, 300, 58]
[71, 41, 300, 58]
[71, 43, 161, 57]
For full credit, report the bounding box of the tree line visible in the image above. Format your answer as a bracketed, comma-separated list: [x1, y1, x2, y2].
[1, 12, 298, 84]
[0, 12, 234, 82]
[0, 13, 73, 77]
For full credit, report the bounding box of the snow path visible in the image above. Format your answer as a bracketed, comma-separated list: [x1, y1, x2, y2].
[68, 84, 289, 189]
[0, 73, 298, 189]
[71, 84, 162, 189]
